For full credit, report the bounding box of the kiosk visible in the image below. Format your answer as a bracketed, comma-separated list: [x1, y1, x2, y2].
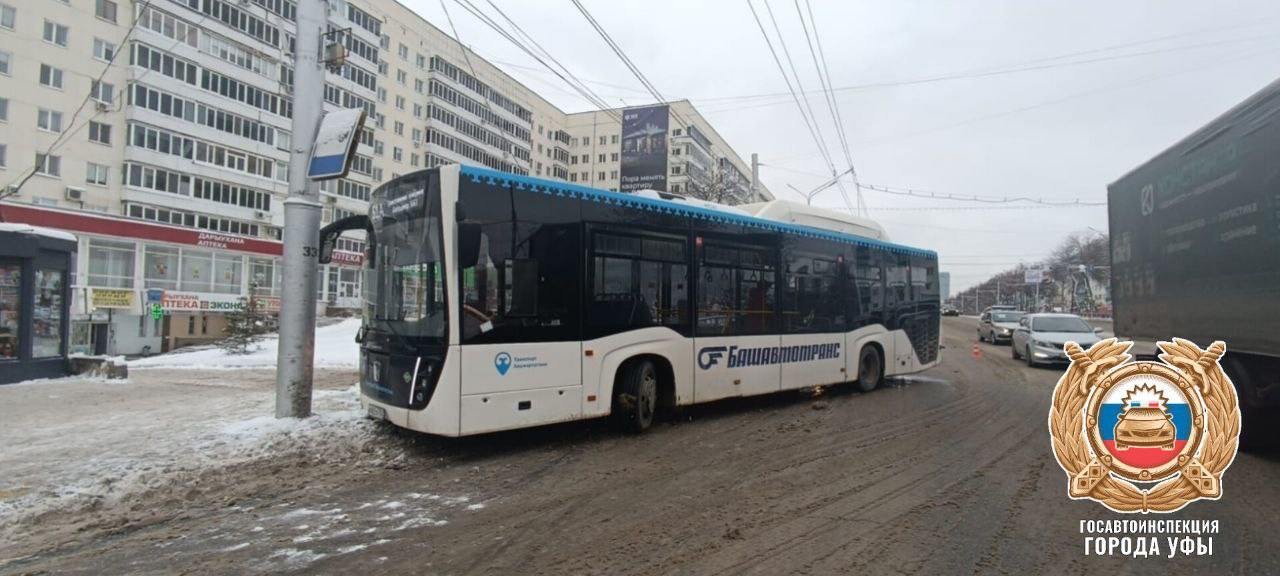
[0, 223, 76, 384]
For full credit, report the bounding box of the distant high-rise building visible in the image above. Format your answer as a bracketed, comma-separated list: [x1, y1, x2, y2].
[939, 272, 951, 302]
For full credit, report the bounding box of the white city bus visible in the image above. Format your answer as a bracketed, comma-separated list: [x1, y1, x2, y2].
[320, 164, 940, 436]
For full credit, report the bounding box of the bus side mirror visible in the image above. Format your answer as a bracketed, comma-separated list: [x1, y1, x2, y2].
[458, 223, 482, 269]
[318, 215, 371, 264]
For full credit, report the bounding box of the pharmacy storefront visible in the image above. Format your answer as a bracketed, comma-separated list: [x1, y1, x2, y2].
[1, 204, 364, 356]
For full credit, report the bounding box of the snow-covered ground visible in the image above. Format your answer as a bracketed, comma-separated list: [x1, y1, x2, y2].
[0, 319, 379, 550]
[129, 318, 362, 369]
[0, 374, 371, 534]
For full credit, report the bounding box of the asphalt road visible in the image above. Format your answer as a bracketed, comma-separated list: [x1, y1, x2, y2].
[5, 316, 1278, 575]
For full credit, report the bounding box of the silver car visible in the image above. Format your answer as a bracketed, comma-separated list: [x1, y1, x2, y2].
[978, 310, 1024, 344]
[1011, 313, 1102, 366]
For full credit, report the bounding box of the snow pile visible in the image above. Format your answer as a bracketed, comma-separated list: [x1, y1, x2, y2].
[0, 384, 388, 539]
[129, 318, 362, 370]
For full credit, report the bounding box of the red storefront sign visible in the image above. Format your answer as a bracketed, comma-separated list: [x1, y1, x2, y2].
[0, 204, 364, 265]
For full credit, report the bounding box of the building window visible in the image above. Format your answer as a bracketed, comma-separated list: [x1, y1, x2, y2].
[92, 38, 116, 61]
[0, 4, 14, 30]
[38, 109, 63, 133]
[395, 95, 404, 110]
[0, 97, 7, 121]
[144, 245, 180, 290]
[39, 64, 64, 89]
[88, 121, 111, 144]
[212, 253, 242, 294]
[86, 162, 109, 185]
[180, 249, 212, 292]
[43, 20, 69, 47]
[611, 135, 618, 144]
[249, 257, 276, 294]
[599, 136, 606, 145]
[88, 239, 136, 288]
[611, 153, 618, 162]
[0, 50, 10, 75]
[35, 153, 61, 176]
[0, 144, 6, 168]
[392, 147, 402, 162]
[91, 80, 114, 104]
[597, 171, 605, 181]
[597, 154, 606, 163]
[95, 0, 117, 23]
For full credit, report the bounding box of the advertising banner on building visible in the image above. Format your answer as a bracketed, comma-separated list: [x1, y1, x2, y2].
[620, 104, 670, 192]
[91, 288, 136, 311]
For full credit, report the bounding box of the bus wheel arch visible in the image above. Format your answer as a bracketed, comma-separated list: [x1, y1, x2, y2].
[610, 355, 674, 433]
[855, 343, 885, 392]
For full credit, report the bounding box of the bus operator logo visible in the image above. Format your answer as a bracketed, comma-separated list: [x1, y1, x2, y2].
[697, 343, 840, 370]
[1048, 338, 1240, 513]
[495, 352, 513, 375]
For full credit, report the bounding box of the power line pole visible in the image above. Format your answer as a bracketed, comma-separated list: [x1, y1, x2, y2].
[751, 153, 760, 202]
[276, 0, 327, 419]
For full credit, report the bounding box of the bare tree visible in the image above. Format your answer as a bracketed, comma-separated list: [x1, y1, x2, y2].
[684, 165, 745, 205]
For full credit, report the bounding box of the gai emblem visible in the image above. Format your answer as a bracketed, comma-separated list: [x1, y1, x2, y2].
[1048, 338, 1240, 513]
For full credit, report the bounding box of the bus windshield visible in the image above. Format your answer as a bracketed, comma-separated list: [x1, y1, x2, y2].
[365, 176, 446, 341]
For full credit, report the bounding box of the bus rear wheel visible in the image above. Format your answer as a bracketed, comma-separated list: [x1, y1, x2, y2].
[856, 346, 883, 392]
[613, 359, 658, 433]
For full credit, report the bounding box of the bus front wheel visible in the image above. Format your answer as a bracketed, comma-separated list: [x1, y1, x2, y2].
[856, 346, 884, 392]
[613, 359, 658, 433]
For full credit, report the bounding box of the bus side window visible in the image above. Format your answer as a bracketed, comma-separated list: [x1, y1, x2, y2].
[457, 179, 581, 343]
[587, 231, 689, 338]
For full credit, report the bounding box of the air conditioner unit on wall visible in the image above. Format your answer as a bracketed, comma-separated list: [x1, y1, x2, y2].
[65, 187, 85, 201]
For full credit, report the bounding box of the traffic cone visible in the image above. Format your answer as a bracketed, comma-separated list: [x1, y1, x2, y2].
[972, 343, 982, 359]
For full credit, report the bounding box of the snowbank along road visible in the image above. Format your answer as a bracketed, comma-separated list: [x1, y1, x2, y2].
[1, 316, 1278, 575]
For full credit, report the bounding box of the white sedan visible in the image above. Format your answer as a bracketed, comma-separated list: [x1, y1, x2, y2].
[1011, 313, 1102, 367]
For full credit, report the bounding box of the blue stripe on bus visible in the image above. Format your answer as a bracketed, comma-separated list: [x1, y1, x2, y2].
[458, 164, 937, 258]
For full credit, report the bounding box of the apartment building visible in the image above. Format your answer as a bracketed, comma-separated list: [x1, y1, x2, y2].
[565, 101, 769, 204]
[0, 0, 770, 355]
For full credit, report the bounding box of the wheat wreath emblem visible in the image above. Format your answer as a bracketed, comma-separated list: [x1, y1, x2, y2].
[1048, 338, 1240, 513]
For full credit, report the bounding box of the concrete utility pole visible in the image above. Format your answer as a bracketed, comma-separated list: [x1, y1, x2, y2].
[276, 0, 327, 418]
[750, 153, 760, 201]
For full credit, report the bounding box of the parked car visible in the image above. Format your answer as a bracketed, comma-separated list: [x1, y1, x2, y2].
[978, 309, 1024, 344]
[1011, 313, 1103, 367]
[942, 306, 960, 317]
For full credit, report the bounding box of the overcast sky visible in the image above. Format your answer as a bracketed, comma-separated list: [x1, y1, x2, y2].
[402, 0, 1280, 291]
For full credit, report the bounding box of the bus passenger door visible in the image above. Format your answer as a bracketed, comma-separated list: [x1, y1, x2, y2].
[693, 241, 781, 401]
[779, 249, 848, 390]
